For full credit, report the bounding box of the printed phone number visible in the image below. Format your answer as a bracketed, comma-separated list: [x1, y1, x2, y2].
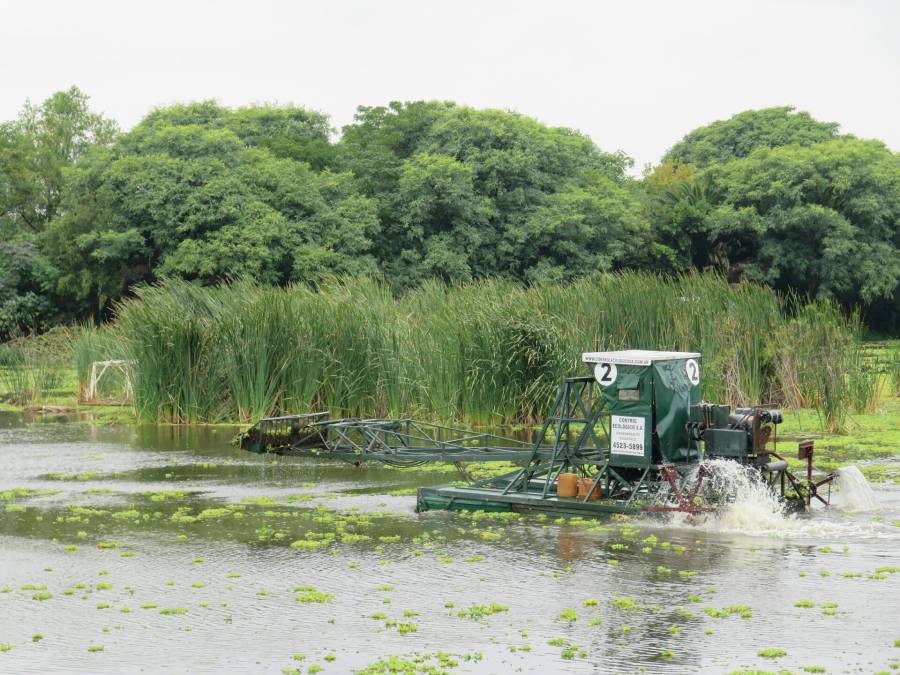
[612, 442, 643, 451]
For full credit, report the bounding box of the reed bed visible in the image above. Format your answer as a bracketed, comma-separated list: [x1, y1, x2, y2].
[82, 273, 877, 429]
[0, 344, 65, 406]
[72, 323, 131, 401]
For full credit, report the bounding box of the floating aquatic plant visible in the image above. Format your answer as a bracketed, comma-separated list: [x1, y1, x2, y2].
[454, 603, 508, 620]
[704, 605, 752, 619]
[558, 608, 578, 622]
[557, 641, 585, 660]
[611, 597, 640, 611]
[757, 648, 787, 658]
[396, 622, 417, 635]
[294, 587, 333, 603]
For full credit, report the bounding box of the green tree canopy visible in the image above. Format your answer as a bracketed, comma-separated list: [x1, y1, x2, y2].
[647, 136, 899, 323]
[126, 100, 336, 169]
[0, 86, 118, 234]
[45, 102, 378, 314]
[339, 101, 646, 286]
[1, 90, 896, 335]
[0, 87, 117, 336]
[0, 241, 56, 339]
[707, 138, 899, 306]
[663, 106, 841, 169]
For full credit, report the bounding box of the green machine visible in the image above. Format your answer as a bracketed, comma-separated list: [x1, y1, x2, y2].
[242, 350, 835, 516]
[586, 350, 703, 470]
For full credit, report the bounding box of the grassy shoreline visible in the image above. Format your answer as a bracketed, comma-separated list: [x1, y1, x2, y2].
[1, 289, 896, 482]
[69, 274, 886, 428]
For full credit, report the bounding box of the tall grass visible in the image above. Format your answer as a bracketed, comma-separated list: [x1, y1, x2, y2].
[890, 342, 900, 397]
[772, 300, 879, 431]
[80, 273, 877, 428]
[72, 323, 131, 402]
[0, 344, 64, 406]
[112, 282, 230, 421]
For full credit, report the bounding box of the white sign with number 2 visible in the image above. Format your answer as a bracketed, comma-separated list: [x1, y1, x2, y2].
[594, 362, 617, 386]
[685, 358, 700, 385]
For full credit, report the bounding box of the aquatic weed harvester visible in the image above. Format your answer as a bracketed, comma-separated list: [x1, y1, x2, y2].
[240, 351, 837, 516]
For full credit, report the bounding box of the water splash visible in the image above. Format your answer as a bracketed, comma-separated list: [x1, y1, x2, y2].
[651, 458, 788, 533]
[651, 459, 895, 540]
[698, 458, 787, 532]
[832, 465, 877, 512]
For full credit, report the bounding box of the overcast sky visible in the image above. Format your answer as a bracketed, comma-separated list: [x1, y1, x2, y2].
[2, 0, 897, 172]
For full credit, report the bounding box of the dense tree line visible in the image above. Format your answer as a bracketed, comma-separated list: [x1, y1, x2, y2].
[1, 88, 897, 338]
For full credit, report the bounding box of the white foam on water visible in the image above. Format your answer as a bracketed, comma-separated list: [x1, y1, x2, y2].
[695, 458, 789, 534]
[648, 458, 897, 541]
[832, 465, 878, 512]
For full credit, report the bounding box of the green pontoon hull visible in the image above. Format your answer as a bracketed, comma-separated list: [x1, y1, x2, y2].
[416, 485, 643, 516]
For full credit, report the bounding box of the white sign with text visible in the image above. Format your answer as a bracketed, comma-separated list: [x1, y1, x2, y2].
[610, 415, 645, 457]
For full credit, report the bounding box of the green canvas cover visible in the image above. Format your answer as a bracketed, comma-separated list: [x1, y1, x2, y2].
[600, 365, 653, 468]
[593, 354, 702, 467]
[652, 359, 701, 463]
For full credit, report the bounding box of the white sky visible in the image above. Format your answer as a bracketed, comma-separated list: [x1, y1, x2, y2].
[2, 0, 897, 172]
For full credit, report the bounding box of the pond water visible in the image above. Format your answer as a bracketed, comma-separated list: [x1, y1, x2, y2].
[1, 412, 898, 674]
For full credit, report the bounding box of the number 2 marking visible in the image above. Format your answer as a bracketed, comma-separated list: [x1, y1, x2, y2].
[594, 362, 617, 385]
[599, 363, 612, 382]
[685, 359, 700, 385]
